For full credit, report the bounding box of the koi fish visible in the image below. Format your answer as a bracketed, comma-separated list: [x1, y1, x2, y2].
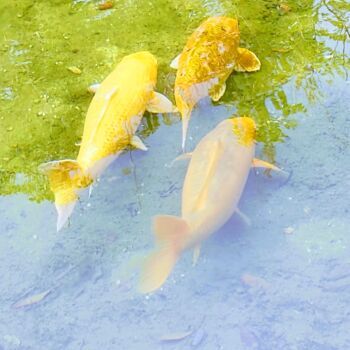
[139, 117, 280, 293]
[171, 16, 261, 150]
[40, 51, 175, 231]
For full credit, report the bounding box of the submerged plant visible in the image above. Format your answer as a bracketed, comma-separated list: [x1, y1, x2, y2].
[0, 0, 349, 200]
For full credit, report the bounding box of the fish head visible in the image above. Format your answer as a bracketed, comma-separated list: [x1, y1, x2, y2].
[230, 116, 256, 146]
[126, 50, 157, 66]
[200, 16, 240, 42]
[205, 16, 239, 31]
[122, 51, 158, 83]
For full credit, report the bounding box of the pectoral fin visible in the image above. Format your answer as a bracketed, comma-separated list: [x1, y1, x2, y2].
[146, 92, 177, 114]
[170, 54, 181, 69]
[209, 82, 226, 102]
[234, 48, 261, 72]
[131, 135, 148, 151]
[252, 158, 281, 171]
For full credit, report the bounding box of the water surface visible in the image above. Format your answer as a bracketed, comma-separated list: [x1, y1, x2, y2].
[0, 1, 349, 349]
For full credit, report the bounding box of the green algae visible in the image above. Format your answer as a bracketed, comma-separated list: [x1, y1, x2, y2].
[0, 0, 349, 200]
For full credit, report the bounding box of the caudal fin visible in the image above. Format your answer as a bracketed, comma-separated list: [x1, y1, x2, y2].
[139, 215, 190, 293]
[181, 111, 191, 152]
[56, 201, 77, 232]
[39, 159, 86, 231]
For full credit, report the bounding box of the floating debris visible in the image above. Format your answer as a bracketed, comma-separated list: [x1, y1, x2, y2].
[283, 226, 295, 235]
[278, 3, 291, 14]
[303, 206, 311, 215]
[160, 330, 192, 342]
[191, 328, 207, 347]
[122, 167, 132, 176]
[241, 273, 270, 289]
[12, 289, 51, 309]
[67, 66, 82, 75]
[98, 1, 114, 10]
[158, 183, 180, 198]
[1, 87, 15, 100]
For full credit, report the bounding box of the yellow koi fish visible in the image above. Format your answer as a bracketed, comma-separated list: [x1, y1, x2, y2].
[139, 117, 280, 293]
[40, 51, 175, 231]
[171, 17, 261, 150]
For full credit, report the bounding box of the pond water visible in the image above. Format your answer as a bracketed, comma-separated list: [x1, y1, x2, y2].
[0, 1, 349, 349]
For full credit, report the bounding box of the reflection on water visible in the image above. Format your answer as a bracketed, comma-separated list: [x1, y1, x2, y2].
[0, 0, 349, 200]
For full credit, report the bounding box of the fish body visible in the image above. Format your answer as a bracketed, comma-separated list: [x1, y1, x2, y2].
[181, 118, 255, 247]
[171, 17, 261, 150]
[40, 51, 175, 231]
[77, 51, 157, 176]
[139, 117, 258, 293]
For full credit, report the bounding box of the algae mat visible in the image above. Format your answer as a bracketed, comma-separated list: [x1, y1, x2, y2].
[0, 0, 349, 201]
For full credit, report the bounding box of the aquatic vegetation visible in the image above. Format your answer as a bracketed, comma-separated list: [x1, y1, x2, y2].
[0, 0, 349, 200]
[139, 117, 280, 293]
[220, 0, 350, 158]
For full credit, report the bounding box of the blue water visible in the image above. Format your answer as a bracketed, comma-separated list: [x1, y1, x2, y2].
[1, 0, 350, 347]
[0, 70, 349, 349]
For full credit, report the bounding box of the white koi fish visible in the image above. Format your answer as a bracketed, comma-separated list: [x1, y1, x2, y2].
[139, 116, 280, 293]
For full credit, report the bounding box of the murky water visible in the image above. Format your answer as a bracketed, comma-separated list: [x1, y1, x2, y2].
[0, 1, 349, 349]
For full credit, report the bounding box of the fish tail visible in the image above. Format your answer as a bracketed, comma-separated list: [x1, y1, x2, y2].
[139, 215, 190, 293]
[181, 109, 191, 152]
[175, 87, 192, 152]
[39, 159, 86, 231]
